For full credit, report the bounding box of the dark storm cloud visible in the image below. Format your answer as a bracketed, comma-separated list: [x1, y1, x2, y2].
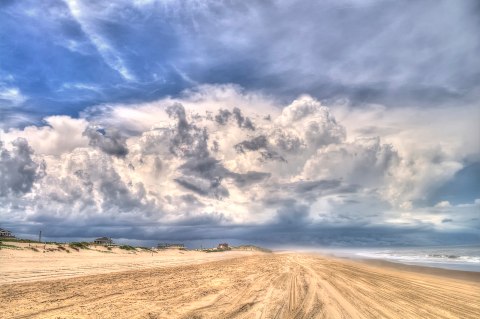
[166, 103, 209, 158]
[177, 157, 225, 180]
[283, 179, 357, 202]
[170, 211, 229, 227]
[235, 135, 286, 162]
[174, 162, 215, 197]
[0, 138, 44, 196]
[230, 171, 271, 188]
[235, 135, 268, 152]
[274, 201, 311, 228]
[175, 156, 270, 198]
[8, 214, 480, 247]
[83, 126, 129, 157]
[292, 180, 342, 193]
[214, 107, 255, 130]
[175, 175, 229, 199]
[232, 107, 255, 130]
[99, 178, 147, 212]
[179, 194, 203, 206]
[214, 109, 231, 125]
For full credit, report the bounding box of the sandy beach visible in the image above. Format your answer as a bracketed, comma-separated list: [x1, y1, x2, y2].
[1, 244, 479, 319]
[0, 242, 260, 284]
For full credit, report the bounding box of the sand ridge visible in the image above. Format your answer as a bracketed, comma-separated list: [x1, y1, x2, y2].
[1, 252, 479, 319]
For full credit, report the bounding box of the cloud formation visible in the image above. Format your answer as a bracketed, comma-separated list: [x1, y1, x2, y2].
[1, 86, 478, 246]
[0, 138, 44, 196]
[83, 125, 129, 157]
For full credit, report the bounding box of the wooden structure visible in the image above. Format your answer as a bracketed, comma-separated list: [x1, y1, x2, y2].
[0, 228, 14, 238]
[93, 237, 113, 246]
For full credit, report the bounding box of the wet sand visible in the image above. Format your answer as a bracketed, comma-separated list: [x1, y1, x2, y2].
[1, 249, 479, 319]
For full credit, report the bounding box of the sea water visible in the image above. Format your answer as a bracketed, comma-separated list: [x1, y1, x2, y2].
[351, 245, 480, 272]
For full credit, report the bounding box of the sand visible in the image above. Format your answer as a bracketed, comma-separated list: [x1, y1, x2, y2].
[1, 245, 479, 319]
[0, 242, 259, 284]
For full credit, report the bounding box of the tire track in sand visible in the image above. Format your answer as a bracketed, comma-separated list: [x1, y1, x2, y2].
[1, 253, 479, 319]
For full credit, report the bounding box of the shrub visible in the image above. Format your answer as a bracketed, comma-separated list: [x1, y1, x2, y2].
[119, 245, 136, 251]
[69, 242, 90, 250]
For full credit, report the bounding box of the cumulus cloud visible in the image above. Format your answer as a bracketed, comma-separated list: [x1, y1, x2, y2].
[166, 103, 209, 159]
[83, 125, 129, 157]
[0, 138, 44, 196]
[3, 116, 89, 156]
[0, 86, 478, 245]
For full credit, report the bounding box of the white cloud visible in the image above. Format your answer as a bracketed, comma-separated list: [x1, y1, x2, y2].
[64, 0, 137, 81]
[82, 84, 278, 133]
[0, 86, 26, 107]
[3, 116, 89, 156]
[435, 201, 451, 208]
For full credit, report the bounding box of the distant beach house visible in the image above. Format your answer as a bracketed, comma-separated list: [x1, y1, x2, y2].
[0, 228, 14, 238]
[217, 243, 230, 250]
[93, 237, 113, 246]
[157, 243, 185, 250]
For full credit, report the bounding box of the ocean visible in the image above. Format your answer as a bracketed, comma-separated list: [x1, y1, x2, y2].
[349, 245, 480, 272]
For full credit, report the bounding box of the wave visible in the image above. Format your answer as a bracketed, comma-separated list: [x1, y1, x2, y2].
[352, 246, 480, 271]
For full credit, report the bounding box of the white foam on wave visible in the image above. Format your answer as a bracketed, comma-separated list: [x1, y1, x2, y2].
[352, 246, 480, 271]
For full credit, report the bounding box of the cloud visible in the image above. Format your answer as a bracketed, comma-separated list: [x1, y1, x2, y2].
[63, 0, 137, 81]
[0, 86, 26, 108]
[0, 86, 478, 246]
[83, 125, 129, 157]
[274, 200, 311, 228]
[0, 138, 44, 196]
[175, 157, 229, 199]
[235, 135, 286, 162]
[166, 103, 209, 159]
[3, 116, 89, 156]
[435, 201, 451, 208]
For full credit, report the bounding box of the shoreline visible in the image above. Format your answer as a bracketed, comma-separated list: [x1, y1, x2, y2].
[300, 251, 480, 283]
[356, 256, 480, 283]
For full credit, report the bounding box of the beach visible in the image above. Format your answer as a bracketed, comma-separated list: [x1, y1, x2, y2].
[1, 244, 479, 319]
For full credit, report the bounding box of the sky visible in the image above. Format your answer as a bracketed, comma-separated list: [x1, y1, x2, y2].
[0, 0, 479, 248]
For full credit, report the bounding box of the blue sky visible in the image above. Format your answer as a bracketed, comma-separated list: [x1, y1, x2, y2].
[0, 0, 479, 247]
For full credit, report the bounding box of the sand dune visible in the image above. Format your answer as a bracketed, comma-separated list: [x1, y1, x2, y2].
[0, 243, 258, 284]
[1, 251, 479, 319]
